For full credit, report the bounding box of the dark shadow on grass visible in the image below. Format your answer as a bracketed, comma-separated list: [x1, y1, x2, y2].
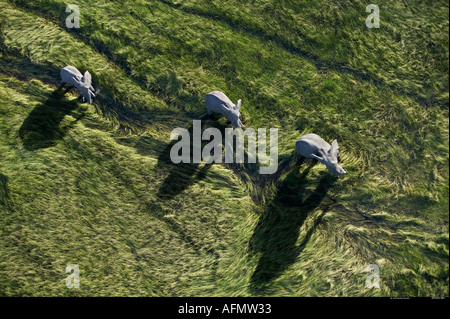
[156, 141, 210, 200]
[248, 166, 337, 295]
[156, 121, 215, 200]
[0, 173, 11, 209]
[229, 153, 304, 205]
[155, 116, 256, 200]
[19, 88, 81, 150]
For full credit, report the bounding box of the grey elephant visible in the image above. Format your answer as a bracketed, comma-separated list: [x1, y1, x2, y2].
[296, 133, 347, 176]
[205, 91, 244, 128]
[60, 66, 96, 104]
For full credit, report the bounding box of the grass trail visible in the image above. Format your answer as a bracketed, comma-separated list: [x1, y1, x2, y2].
[0, 0, 448, 296]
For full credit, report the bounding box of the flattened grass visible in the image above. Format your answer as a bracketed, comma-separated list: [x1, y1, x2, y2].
[0, 0, 448, 296]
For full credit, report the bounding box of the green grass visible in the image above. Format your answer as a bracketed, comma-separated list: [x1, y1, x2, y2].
[0, 0, 448, 296]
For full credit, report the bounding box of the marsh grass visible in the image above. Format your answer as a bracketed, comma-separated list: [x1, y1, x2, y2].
[0, 0, 448, 296]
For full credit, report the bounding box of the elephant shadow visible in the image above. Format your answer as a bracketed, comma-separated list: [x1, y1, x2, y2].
[19, 88, 83, 150]
[0, 173, 13, 211]
[248, 165, 337, 294]
[155, 120, 222, 200]
[155, 116, 252, 200]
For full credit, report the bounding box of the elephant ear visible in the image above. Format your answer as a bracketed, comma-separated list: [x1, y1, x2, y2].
[235, 99, 241, 110]
[83, 71, 92, 88]
[329, 139, 339, 156]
